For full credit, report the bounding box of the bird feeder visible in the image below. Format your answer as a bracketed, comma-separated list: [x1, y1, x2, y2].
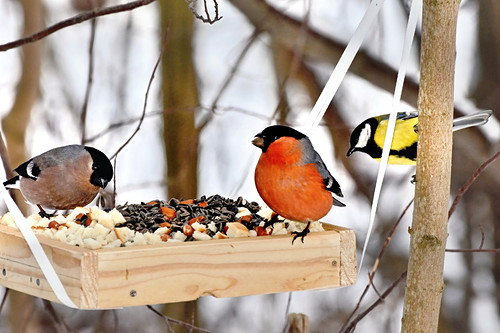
[0, 204, 356, 309]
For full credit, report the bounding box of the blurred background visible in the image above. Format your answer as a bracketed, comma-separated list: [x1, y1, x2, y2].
[0, 0, 499, 332]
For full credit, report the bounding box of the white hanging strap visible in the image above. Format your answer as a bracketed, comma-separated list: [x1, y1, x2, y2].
[0, 176, 78, 308]
[358, 0, 422, 271]
[305, 0, 385, 128]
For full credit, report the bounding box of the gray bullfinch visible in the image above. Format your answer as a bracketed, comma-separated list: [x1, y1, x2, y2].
[3, 145, 113, 211]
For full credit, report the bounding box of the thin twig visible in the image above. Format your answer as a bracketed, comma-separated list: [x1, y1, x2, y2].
[42, 299, 72, 333]
[0, 0, 157, 52]
[281, 292, 293, 333]
[146, 305, 210, 333]
[367, 271, 383, 299]
[0, 135, 13, 178]
[110, 24, 169, 159]
[149, 304, 174, 333]
[371, 199, 414, 273]
[271, 0, 311, 121]
[186, 0, 223, 24]
[80, 18, 98, 144]
[112, 309, 119, 332]
[445, 248, 500, 253]
[341, 271, 407, 333]
[478, 224, 485, 250]
[449, 149, 500, 218]
[111, 158, 117, 207]
[198, 30, 261, 130]
[0, 288, 9, 314]
[86, 104, 271, 143]
[339, 284, 370, 333]
[340, 198, 413, 332]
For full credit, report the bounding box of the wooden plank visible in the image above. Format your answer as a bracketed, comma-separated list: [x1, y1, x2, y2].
[0, 223, 357, 309]
[0, 224, 95, 307]
[316, 224, 357, 287]
[338, 228, 357, 286]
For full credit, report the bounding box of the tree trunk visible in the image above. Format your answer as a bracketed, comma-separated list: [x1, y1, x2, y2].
[3, 0, 45, 331]
[160, 0, 199, 200]
[401, 1, 460, 332]
[2, 0, 44, 213]
[159, 0, 199, 330]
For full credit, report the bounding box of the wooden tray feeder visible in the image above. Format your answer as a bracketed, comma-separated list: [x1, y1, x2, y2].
[0, 223, 356, 309]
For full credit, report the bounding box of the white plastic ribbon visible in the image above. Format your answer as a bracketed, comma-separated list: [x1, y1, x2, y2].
[305, 0, 385, 128]
[0, 170, 78, 308]
[358, 0, 422, 270]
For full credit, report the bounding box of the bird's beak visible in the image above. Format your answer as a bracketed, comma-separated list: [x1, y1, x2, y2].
[346, 147, 355, 157]
[252, 136, 265, 148]
[99, 179, 109, 189]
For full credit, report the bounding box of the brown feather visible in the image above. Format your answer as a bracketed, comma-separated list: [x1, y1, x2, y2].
[19, 150, 99, 210]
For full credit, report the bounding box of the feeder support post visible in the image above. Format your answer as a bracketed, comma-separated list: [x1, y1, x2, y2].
[401, 0, 460, 332]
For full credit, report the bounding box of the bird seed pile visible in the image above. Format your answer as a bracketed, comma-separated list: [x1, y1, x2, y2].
[0, 195, 324, 249]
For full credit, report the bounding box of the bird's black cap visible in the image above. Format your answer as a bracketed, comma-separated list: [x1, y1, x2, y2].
[85, 146, 113, 188]
[252, 125, 306, 152]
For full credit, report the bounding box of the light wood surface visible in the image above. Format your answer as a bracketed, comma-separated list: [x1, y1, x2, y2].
[0, 223, 357, 309]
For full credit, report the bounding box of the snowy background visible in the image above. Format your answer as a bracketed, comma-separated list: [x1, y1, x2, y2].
[0, 0, 499, 332]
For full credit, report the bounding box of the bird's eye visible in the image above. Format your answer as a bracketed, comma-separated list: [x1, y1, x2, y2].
[92, 165, 98, 171]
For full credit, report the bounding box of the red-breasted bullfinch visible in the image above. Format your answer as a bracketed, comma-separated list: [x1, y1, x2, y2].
[252, 125, 345, 243]
[3, 145, 113, 211]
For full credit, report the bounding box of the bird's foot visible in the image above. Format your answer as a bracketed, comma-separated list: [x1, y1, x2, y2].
[263, 213, 282, 229]
[291, 221, 311, 244]
[410, 175, 416, 184]
[37, 204, 55, 218]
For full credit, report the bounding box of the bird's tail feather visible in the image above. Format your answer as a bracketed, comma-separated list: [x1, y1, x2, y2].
[3, 176, 20, 189]
[333, 197, 346, 207]
[452, 110, 492, 132]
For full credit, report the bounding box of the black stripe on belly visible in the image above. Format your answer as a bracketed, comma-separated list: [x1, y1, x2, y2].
[391, 141, 418, 161]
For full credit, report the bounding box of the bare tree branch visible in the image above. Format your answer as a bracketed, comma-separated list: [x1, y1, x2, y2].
[146, 305, 210, 333]
[85, 105, 271, 143]
[198, 30, 261, 130]
[186, 0, 223, 24]
[340, 199, 413, 332]
[227, 0, 420, 107]
[449, 149, 500, 218]
[341, 148, 500, 331]
[0, 135, 14, 179]
[341, 271, 407, 333]
[271, 1, 312, 122]
[42, 299, 72, 333]
[446, 248, 500, 253]
[371, 199, 414, 274]
[0, 288, 9, 314]
[281, 292, 293, 333]
[110, 24, 169, 159]
[0, 0, 157, 52]
[80, 18, 98, 144]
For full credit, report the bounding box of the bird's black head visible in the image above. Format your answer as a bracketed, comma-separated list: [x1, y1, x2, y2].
[85, 146, 113, 189]
[252, 125, 306, 153]
[347, 118, 379, 157]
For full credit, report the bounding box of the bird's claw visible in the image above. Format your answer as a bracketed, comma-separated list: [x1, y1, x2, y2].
[291, 221, 311, 244]
[37, 204, 54, 218]
[263, 213, 282, 229]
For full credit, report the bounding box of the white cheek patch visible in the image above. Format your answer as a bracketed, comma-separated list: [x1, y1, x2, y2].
[355, 123, 371, 149]
[26, 161, 38, 179]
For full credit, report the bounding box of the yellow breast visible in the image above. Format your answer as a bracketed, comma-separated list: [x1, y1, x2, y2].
[373, 116, 418, 165]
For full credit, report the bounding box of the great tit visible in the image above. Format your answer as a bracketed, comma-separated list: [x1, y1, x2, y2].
[347, 110, 492, 165]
